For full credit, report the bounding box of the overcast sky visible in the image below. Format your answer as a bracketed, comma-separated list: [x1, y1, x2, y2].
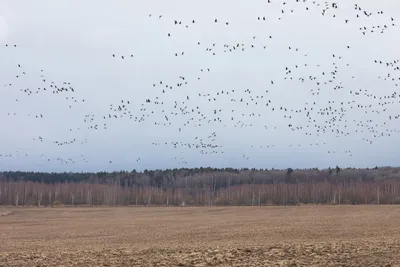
[0, 0, 399, 172]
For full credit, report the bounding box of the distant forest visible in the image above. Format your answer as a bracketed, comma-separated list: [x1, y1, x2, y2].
[1, 166, 400, 206]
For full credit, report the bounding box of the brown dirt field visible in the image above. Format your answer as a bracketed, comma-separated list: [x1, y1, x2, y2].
[1, 206, 400, 266]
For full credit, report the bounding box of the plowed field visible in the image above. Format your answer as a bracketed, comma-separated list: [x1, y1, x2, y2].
[1, 206, 400, 266]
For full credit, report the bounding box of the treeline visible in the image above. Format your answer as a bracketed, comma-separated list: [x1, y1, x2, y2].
[1, 166, 400, 206]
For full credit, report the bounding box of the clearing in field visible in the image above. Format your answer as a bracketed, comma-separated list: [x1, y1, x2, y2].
[1, 206, 400, 266]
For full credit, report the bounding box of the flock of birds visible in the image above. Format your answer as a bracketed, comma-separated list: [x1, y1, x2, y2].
[1, 0, 399, 170]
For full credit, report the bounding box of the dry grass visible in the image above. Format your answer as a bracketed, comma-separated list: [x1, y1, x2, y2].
[1, 206, 400, 266]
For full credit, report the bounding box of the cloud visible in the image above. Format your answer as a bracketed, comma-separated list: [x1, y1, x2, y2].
[0, 16, 8, 42]
[0, 0, 400, 172]
[0, 2, 16, 43]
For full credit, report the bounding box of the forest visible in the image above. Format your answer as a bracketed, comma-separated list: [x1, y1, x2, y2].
[1, 166, 400, 206]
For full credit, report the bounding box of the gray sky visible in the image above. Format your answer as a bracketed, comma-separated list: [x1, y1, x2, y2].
[0, 0, 399, 172]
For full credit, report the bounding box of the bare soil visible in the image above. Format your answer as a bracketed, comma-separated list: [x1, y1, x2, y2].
[0, 206, 400, 266]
